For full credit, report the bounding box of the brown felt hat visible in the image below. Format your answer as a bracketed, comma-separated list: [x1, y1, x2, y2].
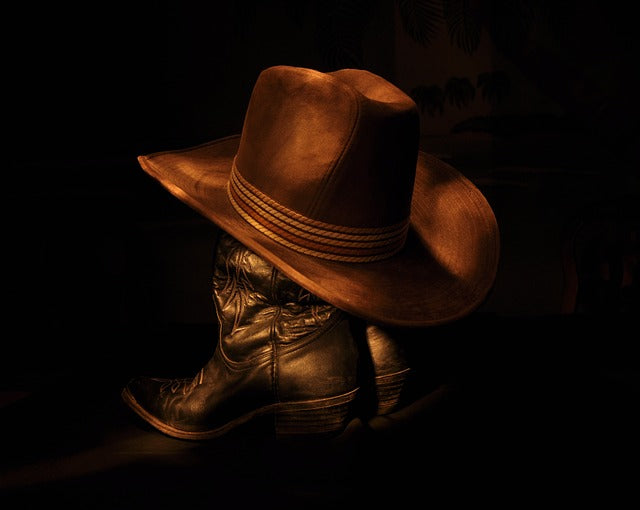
[138, 65, 500, 327]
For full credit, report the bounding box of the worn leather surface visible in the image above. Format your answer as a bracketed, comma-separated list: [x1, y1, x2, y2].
[235, 66, 418, 227]
[365, 324, 409, 377]
[136, 66, 500, 327]
[123, 232, 360, 435]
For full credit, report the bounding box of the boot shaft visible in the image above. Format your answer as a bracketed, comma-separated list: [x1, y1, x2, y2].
[211, 231, 359, 400]
[122, 231, 410, 439]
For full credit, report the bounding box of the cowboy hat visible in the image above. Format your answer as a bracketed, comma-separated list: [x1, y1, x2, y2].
[137, 65, 499, 327]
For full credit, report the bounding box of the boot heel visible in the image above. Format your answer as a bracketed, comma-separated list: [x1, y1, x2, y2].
[375, 368, 411, 415]
[275, 388, 358, 438]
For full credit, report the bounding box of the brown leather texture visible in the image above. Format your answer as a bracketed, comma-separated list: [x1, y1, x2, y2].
[122, 232, 415, 439]
[136, 65, 500, 327]
[235, 66, 418, 226]
[122, 232, 360, 439]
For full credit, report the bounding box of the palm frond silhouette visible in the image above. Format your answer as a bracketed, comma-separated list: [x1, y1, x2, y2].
[444, 77, 475, 108]
[477, 71, 510, 107]
[410, 85, 445, 115]
[396, 0, 442, 46]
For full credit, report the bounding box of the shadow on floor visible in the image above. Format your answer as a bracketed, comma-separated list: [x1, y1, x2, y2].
[1, 314, 638, 508]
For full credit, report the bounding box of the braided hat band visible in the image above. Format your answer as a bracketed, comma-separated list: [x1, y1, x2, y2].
[137, 66, 500, 326]
[227, 162, 410, 262]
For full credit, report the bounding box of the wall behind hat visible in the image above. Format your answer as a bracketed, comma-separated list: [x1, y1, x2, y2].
[5, 1, 638, 373]
[10, 1, 638, 184]
[393, 0, 640, 318]
[7, 1, 396, 174]
[6, 1, 400, 371]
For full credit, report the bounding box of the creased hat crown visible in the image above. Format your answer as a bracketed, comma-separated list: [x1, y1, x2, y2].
[136, 65, 500, 327]
[229, 66, 420, 262]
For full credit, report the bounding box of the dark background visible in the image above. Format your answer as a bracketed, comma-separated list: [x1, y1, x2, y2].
[3, 1, 639, 508]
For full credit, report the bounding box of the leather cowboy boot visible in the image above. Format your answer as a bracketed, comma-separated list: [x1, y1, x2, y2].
[122, 231, 360, 440]
[364, 324, 411, 416]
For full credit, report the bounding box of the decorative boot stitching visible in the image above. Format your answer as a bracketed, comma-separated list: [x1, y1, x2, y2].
[270, 266, 281, 404]
[159, 372, 203, 396]
[218, 242, 255, 332]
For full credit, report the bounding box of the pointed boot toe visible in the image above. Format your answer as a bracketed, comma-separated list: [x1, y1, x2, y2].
[121, 232, 360, 441]
[121, 375, 197, 437]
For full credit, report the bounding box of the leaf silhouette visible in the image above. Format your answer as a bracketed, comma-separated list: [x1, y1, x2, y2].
[444, 76, 475, 108]
[410, 84, 445, 115]
[443, 0, 481, 54]
[477, 70, 510, 106]
[396, 0, 442, 46]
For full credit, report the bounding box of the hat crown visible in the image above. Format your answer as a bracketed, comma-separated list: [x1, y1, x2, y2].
[137, 64, 499, 326]
[234, 66, 420, 230]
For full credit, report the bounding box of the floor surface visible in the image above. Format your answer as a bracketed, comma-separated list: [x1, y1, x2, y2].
[1, 314, 637, 508]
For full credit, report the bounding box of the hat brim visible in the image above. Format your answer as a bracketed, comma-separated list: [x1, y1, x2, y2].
[138, 135, 499, 328]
